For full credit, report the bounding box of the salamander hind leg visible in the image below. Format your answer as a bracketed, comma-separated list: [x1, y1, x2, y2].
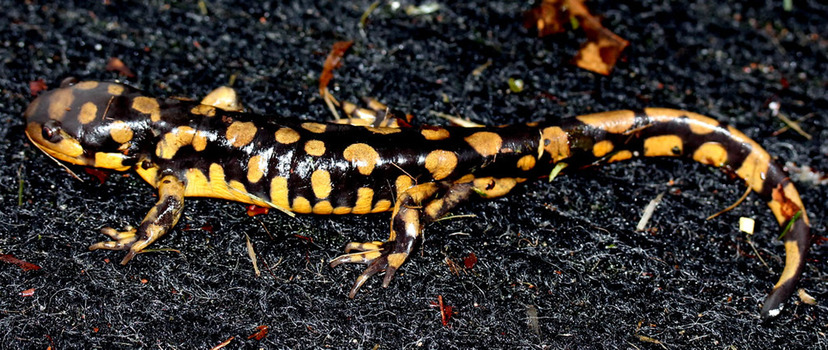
[89, 175, 186, 265]
[330, 182, 473, 298]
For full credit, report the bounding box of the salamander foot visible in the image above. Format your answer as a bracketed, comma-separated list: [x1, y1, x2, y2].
[330, 240, 409, 298]
[89, 226, 143, 264]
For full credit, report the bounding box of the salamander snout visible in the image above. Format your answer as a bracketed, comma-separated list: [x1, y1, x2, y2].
[24, 80, 142, 170]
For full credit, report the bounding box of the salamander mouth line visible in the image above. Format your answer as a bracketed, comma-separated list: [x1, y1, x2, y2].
[25, 130, 84, 182]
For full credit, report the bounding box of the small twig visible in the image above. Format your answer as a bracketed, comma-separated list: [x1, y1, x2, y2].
[245, 234, 260, 277]
[747, 239, 769, 268]
[707, 186, 752, 220]
[434, 214, 477, 223]
[17, 165, 24, 206]
[775, 113, 812, 140]
[428, 110, 483, 127]
[636, 192, 664, 231]
[359, 1, 381, 39]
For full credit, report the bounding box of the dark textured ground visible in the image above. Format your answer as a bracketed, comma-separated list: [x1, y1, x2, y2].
[0, 0, 826, 348]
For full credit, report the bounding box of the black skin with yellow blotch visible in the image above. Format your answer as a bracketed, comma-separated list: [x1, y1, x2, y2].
[24, 80, 811, 319]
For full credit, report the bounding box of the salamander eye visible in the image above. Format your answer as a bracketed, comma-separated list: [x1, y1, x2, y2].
[41, 120, 62, 143]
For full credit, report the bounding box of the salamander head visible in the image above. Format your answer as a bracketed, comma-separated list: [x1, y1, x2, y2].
[24, 80, 151, 171]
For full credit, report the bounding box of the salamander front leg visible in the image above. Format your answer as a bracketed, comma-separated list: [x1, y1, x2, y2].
[330, 182, 473, 298]
[89, 175, 186, 265]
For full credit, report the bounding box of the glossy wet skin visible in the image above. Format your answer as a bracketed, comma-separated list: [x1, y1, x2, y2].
[24, 80, 811, 318]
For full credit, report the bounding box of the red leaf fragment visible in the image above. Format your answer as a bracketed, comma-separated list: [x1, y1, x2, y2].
[293, 234, 312, 242]
[246, 204, 269, 217]
[247, 325, 269, 340]
[439, 295, 453, 326]
[463, 252, 478, 269]
[0, 254, 42, 271]
[431, 295, 455, 326]
[771, 183, 801, 222]
[319, 40, 354, 97]
[106, 57, 136, 78]
[84, 167, 111, 184]
[29, 79, 48, 96]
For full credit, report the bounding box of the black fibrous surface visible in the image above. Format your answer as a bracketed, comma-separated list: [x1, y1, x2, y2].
[0, 0, 825, 348]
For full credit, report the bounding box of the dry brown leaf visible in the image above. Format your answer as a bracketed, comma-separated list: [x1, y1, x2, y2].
[525, 0, 629, 75]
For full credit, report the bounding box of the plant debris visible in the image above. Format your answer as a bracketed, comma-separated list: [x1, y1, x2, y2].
[319, 40, 354, 119]
[524, 0, 629, 75]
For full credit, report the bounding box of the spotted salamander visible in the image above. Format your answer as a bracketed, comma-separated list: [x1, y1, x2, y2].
[24, 79, 810, 318]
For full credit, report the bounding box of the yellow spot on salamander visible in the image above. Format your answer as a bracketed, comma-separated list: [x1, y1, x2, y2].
[372, 199, 392, 213]
[464, 131, 502, 157]
[352, 188, 375, 214]
[192, 131, 208, 151]
[107, 84, 125, 96]
[94, 152, 129, 171]
[692, 142, 728, 167]
[247, 155, 266, 183]
[132, 96, 161, 122]
[395, 175, 414, 198]
[78, 102, 98, 124]
[292, 196, 312, 214]
[425, 150, 457, 180]
[592, 140, 614, 158]
[48, 88, 74, 121]
[421, 128, 450, 140]
[190, 104, 217, 117]
[109, 120, 134, 143]
[366, 126, 401, 134]
[643, 135, 683, 157]
[736, 148, 771, 195]
[455, 174, 475, 183]
[311, 169, 332, 198]
[343, 143, 380, 175]
[387, 252, 408, 269]
[516, 155, 537, 171]
[207, 163, 257, 204]
[135, 163, 159, 187]
[425, 199, 445, 219]
[304, 140, 326, 156]
[472, 177, 517, 198]
[226, 121, 257, 148]
[540, 126, 571, 162]
[183, 168, 210, 197]
[156, 126, 196, 159]
[313, 200, 334, 214]
[333, 206, 352, 215]
[301, 122, 327, 133]
[576, 110, 635, 134]
[269, 176, 290, 210]
[275, 127, 300, 144]
[74, 81, 99, 90]
[55, 138, 85, 158]
[228, 180, 248, 196]
[608, 150, 633, 163]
